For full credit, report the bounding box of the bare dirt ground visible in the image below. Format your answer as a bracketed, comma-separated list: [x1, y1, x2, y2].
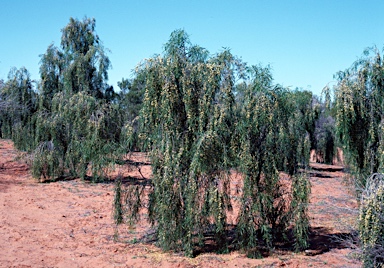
[0, 139, 362, 267]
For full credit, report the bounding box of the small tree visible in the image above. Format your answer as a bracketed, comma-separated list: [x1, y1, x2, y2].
[33, 91, 123, 181]
[136, 30, 240, 256]
[333, 46, 384, 189]
[236, 67, 311, 255]
[31, 17, 121, 181]
[0, 67, 37, 151]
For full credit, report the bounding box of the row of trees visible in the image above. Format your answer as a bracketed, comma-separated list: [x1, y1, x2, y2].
[0, 17, 340, 258]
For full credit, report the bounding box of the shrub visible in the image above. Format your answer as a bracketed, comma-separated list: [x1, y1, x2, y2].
[359, 173, 384, 267]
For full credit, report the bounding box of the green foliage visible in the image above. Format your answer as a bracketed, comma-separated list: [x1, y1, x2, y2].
[359, 173, 384, 267]
[117, 76, 145, 151]
[136, 30, 240, 256]
[118, 30, 312, 257]
[291, 173, 311, 251]
[333, 47, 384, 188]
[332, 47, 384, 266]
[33, 91, 122, 181]
[32, 141, 63, 181]
[33, 17, 121, 181]
[118, 76, 145, 123]
[0, 67, 37, 151]
[236, 69, 312, 254]
[0, 17, 122, 182]
[40, 17, 111, 101]
[60, 17, 111, 98]
[313, 97, 336, 164]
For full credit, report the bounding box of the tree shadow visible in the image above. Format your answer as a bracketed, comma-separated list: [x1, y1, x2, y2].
[39, 157, 152, 184]
[118, 176, 152, 187]
[310, 165, 344, 172]
[127, 224, 358, 258]
[305, 227, 358, 255]
[309, 171, 333, 178]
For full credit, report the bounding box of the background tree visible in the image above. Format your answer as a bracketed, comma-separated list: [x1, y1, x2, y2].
[310, 93, 337, 164]
[332, 46, 384, 188]
[60, 17, 111, 98]
[117, 75, 145, 151]
[39, 44, 64, 110]
[332, 46, 384, 267]
[314, 113, 336, 164]
[118, 76, 145, 123]
[31, 17, 121, 181]
[39, 17, 111, 102]
[0, 67, 37, 151]
[236, 66, 312, 254]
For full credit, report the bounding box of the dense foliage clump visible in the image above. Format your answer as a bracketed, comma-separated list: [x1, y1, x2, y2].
[331, 46, 384, 265]
[0, 67, 37, 151]
[359, 173, 384, 267]
[0, 17, 123, 181]
[332, 47, 384, 188]
[236, 70, 313, 253]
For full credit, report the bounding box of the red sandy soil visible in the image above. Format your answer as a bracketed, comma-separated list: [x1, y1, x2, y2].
[0, 139, 361, 267]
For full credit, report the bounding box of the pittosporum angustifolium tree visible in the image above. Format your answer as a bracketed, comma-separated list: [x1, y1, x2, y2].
[137, 30, 241, 256]
[33, 91, 123, 181]
[116, 30, 312, 257]
[236, 66, 312, 255]
[30, 17, 122, 181]
[332, 46, 384, 267]
[332, 46, 384, 190]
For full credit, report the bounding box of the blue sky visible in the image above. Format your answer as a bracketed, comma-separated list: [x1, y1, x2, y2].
[1, 0, 384, 96]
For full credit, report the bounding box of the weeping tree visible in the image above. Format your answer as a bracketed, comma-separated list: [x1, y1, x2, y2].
[332, 46, 384, 267]
[117, 30, 243, 255]
[332, 46, 384, 189]
[117, 74, 146, 151]
[0, 67, 37, 151]
[33, 91, 123, 181]
[236, 66, 312, 255]
[31, 17, 122, 181]
[39, 17, 111, 104]
[135, 30, 241, 256]
[117, 30, 311, 257]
